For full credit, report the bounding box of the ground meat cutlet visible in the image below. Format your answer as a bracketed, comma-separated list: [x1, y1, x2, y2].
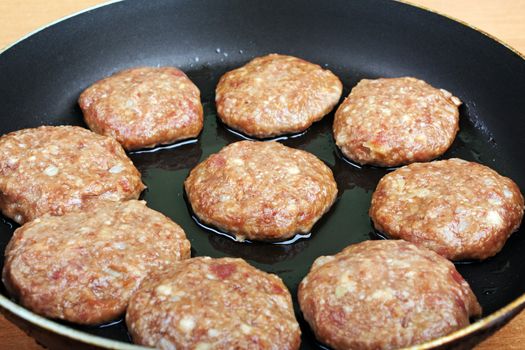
[184, 140, 337, 242]
[216, 54, 342, 138]
[126, 257, 301, 350]
[298, 240, 481, 350]
[0, 125, 144, 224]
[2, 200, 190, 325]
[79, 66, 203, 150]
[334, 77, 461, 167]
[370, 158, 524, 260]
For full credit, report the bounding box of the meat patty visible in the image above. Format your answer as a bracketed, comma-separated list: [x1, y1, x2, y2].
[0, 126, 144, 224]
[216, 54, 342, 138]
[333, 77, 461, 167]
[184, 141, 337, 242]
[2, 200, 190, 325]
[126, 257, 301, 350]
[298, 240, 481, 350]
[370, 158, 524, 260]
[79, 66, 203, 150]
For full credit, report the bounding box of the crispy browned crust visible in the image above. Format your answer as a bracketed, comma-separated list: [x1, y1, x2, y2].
[298, 240, 482, 350]
[2, 200, 190, 325]
[370, 158, 524, 260]
[216, 54, 342, 138]
[126, 257, 301, 350]
[184, 141, 338, 241]
[79, 66, 203, 150]
[0, 125, 145, 224]
[334, 77, 460, 167]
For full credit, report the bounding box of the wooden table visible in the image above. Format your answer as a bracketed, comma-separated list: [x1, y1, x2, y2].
[0, 1, 524, 349]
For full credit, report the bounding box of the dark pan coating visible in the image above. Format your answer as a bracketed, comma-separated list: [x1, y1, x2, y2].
[2, 200, 190, 325]
[126, 257, 301, 350]
[79, 66, 203, 150]
[216, 54, 342, 138]
[0, 126, 144, 224]
[0, 1, 524, 349]
[370, 158, 524, 261]
[333, 77, 461, 167]
[184, 141, 337, 242]
[298, 240, 482, 350]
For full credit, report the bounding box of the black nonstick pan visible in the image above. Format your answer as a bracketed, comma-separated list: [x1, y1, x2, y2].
[1, 0, 525, 349]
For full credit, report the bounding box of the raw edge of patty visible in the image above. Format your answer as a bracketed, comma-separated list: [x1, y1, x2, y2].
[126, 257, 301, 350]
[333, 77, 461, 167]
[216, 54, 342, 138]
[298, 240, 482, 350]
[369, 158, 524, 260]
[184, 140, 338, 242]
[2, 200, 190, 325]
[0, 125, 145, 224]
[79, 66, 203, 151]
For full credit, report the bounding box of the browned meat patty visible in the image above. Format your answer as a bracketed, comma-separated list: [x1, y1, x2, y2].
[216, 54, 342, 138]
[298, 240, 481, 350]
[184, 141, 337, 242]
[79, 66, 203, 150]
[333, 77, 461, 167]
[370, 158, 524, 260]
[126, 257, 301, 350]
[0, 126, 144, 224]
[2, 200, 190, 325]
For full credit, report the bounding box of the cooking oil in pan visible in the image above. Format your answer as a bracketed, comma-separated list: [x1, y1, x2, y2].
[0, 98, 519, 345]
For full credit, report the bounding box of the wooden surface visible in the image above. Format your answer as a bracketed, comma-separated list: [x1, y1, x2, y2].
[0, 0, 524, 349]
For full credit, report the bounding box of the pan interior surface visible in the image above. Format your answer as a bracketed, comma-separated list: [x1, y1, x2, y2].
[0, 0, 524, 348]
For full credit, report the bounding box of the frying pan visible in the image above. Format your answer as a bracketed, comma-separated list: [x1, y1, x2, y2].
[1, 0, 525, 349]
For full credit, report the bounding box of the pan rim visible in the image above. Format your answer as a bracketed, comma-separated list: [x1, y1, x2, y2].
[0, 294, 147, 349]
[2, 289, 524, 349]
[0, 0, 123, 54]
[1, 0, 524, 349]
[397, 0, 525, 60]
